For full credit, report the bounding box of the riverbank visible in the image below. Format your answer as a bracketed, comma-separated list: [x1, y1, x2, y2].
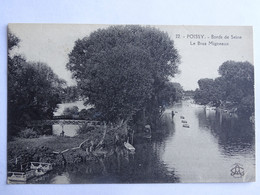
[7, 108, 193, 176]
[7, 135, 86, 170]
[7, 124, 126, 172]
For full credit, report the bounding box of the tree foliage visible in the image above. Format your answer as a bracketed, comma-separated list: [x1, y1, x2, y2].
[63, 106, 79, 117]
[60, 86, 81, 103]
[218, 61, 254, 104]
[8, 31, 66, 136]
[194, 61, 254, 115]
[194, 78, 224, 106]
[8, 30, 20, 53]
[158, 82, 183, 106]
[67, 25, 180, 123]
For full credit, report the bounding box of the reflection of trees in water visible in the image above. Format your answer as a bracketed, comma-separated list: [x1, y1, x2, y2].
[109, 140, 179, 183]
[196, 109, 254, 156]
[46, 142, 179, 183]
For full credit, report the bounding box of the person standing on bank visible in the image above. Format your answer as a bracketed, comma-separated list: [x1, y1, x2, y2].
[171, 111, 175, 120]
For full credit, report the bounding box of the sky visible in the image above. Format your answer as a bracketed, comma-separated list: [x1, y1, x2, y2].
[9, 24, 254, 90]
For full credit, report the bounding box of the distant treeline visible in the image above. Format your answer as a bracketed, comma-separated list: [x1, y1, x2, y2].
[183, 90, 195, 97]
[194, 61, 254, 116]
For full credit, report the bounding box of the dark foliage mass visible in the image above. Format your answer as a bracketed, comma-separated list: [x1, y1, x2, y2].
[8, 30, 66, 136]
[67, 25, 181, 125]
[194, 61, 254, 115]
[60, 86, 81, 103]
[158, 82, 183, 106]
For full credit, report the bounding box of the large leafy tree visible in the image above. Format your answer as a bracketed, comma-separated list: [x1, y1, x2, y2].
[194, 61, 254, 115]
[194, 78, 224, 106]
[8, 31, 66, 136]
[218, 61, 254, 104]
[67, 25, 180, 123]
[158, 82, 183, 107]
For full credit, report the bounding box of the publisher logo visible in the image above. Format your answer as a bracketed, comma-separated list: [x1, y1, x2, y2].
[230, 163, 244, 178]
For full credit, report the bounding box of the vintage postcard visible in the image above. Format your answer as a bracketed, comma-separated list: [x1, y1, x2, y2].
[7, 24, 255, 183]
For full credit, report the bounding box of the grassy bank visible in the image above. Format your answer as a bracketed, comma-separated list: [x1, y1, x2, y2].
[7, 125, 123, 172]
[7, 135, 88, 170]
[8, 135, 87, 154]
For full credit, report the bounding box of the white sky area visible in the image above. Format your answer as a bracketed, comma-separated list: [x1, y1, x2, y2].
[9, 24, 254, 90]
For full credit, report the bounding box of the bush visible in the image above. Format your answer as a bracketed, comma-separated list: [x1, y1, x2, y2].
[79, 108, 101, 120]
[238, 95, 254, 115]
[63, 106, 79, 117]
[77, 124, 95, 134]
[18, 128, 39, 138]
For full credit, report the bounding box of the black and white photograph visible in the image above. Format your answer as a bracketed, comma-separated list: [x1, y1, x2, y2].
[7, 24, 255, 184]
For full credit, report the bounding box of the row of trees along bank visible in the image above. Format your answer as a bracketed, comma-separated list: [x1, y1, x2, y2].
[66, 25, 181, 134]
[194, 61, 254, 117]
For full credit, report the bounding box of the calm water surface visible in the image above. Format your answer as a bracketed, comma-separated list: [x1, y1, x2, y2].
[52, 100, 90, 137]
[31, 100, 255, 183]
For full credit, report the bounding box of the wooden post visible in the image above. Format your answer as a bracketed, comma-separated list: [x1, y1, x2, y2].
[143, 108, 146, 127]
[131, 130, 134, 145]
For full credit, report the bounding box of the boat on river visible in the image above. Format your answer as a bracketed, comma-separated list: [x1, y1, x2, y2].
[7, 162, 53, 183]
[181, 120, 187, 123]
[30, 162, 53, 172]
[124, 141, 135, 152]
[183, 124, 190, 128]
[7, 170, 35, 183]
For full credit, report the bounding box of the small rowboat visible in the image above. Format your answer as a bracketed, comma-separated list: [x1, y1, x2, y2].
[183, 124, 190, 128]
[7, 170, 35, 182]
[124, 142, 135, 152]
[8, 162, 53, 183]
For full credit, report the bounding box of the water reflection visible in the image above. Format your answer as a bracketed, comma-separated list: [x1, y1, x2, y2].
[50, 172, 71, 184]
[52, 124, 79, 137]
[161, 100, 255, 182]
[196, 108, 255, 157]
[38, 144, 179, 183]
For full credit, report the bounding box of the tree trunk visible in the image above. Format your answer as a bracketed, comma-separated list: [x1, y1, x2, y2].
[96, 123, 107, 149]
[142, 107, 146, 127]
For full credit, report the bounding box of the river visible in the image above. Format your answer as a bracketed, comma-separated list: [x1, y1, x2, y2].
[30, 100, 255, 183]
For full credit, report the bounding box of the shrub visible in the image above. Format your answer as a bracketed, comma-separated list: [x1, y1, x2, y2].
[18, 128, 39, 138]
[63, 106, 79, 117]
[77, 124, 95, 134]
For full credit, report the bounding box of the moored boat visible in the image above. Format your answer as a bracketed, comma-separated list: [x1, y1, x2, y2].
[30, 162, 53, 172]
[7, 170, 35, 183]
[124, 141, 135, 152]
[8, 162, 53, 183]
[183, 124, 190, 128]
